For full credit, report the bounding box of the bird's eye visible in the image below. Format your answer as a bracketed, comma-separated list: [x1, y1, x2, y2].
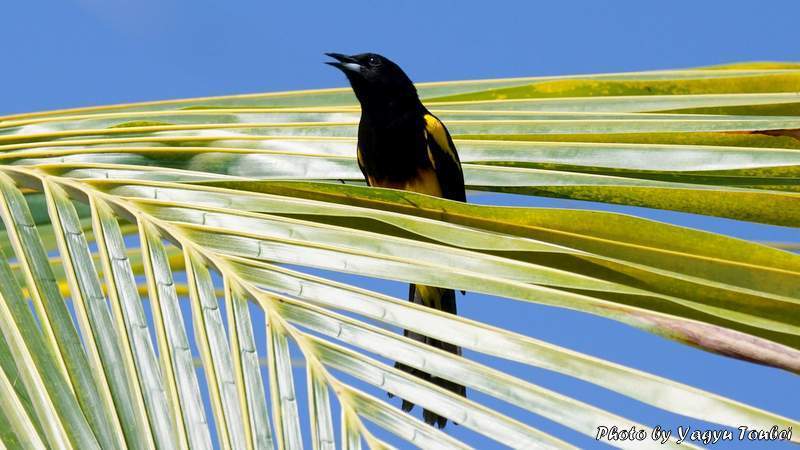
[368, 56, 381, 67]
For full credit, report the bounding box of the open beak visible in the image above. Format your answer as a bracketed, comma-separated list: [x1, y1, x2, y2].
[325, 53, 362, 73]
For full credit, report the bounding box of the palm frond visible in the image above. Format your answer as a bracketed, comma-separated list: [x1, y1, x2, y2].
[0, 63, 798, 448]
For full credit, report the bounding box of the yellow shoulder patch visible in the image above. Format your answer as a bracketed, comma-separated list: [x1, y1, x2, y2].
[424, 114, 458, 161]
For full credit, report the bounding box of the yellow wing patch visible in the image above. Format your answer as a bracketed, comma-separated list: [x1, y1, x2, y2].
[424, 114, 458, 162]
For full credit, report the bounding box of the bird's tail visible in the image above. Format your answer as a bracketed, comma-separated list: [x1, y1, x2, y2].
[390, 284, 466, 428]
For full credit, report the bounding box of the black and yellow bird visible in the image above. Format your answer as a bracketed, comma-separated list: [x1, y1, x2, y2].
[326, 52, 466, 428]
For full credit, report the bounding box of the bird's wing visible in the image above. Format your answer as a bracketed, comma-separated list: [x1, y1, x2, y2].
[423, 113, 466, 202]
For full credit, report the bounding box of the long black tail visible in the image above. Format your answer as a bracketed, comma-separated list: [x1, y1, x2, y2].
[391, 284, 466, 428]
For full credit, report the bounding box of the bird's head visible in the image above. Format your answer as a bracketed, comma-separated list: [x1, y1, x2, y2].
[325, 52, 418, 109]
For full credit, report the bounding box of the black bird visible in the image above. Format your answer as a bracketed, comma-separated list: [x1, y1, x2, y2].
[326, 52, 466, 428]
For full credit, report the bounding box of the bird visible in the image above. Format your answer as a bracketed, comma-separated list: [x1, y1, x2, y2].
[325, 52, 466, 428]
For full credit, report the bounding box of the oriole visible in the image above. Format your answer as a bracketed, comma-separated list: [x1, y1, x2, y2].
[326, 52, 466, 428]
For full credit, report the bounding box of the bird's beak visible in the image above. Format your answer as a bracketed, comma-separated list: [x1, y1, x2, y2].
[324, 53, 362, 73]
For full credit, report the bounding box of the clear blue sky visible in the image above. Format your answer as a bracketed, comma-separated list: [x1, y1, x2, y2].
[3, 1, 799, 448]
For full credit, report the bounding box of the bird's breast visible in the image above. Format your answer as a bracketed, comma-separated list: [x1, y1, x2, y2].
[358, 116, 435, 189]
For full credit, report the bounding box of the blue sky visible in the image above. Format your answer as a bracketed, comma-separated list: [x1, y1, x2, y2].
[4, 0, 800, 114]
[3, 1, 799, 448]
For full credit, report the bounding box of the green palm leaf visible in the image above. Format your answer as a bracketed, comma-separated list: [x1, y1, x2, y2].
[0, 63, 797, 448]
